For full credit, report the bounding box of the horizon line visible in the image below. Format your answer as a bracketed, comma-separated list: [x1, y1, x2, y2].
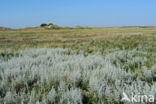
[1, 25, 156, 29]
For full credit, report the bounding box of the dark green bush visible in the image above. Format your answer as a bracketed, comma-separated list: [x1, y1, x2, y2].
[40, 24, 47, 27]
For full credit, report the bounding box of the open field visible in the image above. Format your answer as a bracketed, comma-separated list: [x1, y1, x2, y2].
[0, 27, 156, 51]
[0, 27, 156, 104]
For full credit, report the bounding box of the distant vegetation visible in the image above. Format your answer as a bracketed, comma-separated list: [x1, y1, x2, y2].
[40, 23, 61, 29]
[40, 23, 48, 27]
[40, 23, 91, 30]
[0, 27, 12, 31]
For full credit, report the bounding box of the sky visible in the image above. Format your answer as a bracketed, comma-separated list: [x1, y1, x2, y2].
[0, 0, 156, 28]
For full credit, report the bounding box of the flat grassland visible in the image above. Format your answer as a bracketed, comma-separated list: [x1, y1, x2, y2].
[0, 27, 156, 51]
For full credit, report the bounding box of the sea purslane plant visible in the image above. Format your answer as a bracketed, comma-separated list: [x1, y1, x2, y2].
[0, 48, 155, 104]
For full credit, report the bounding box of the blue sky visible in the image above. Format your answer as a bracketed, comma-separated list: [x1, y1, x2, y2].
[0, 0, 156, 28]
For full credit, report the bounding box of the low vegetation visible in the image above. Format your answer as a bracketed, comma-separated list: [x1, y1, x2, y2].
[0, 26, 156, 103]
[0, 27, 12, 31]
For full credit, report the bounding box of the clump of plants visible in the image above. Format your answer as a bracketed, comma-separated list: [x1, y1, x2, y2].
[40, 23, 62, 29]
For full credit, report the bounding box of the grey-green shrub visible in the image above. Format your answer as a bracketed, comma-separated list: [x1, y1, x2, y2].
[0, 48, 155, 104]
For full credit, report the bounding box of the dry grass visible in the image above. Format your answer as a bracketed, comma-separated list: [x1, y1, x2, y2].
[0, 27, 156, 51]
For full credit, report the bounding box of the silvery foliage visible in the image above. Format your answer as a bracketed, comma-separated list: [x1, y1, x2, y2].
[151, 65, 156, 81]
[0, 48, 155, 104]
[105, 50, 149, 70]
